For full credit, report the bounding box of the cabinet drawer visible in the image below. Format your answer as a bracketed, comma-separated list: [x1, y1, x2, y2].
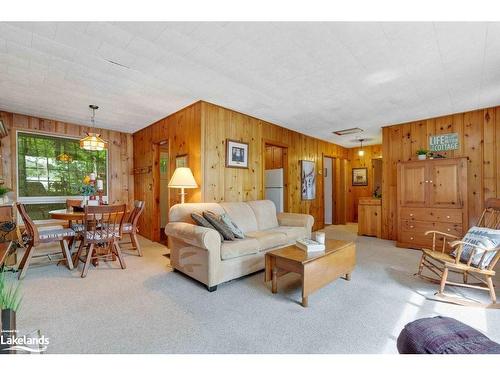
[401, 220, 463, 237]
[400, 208, 462, 223]
[399, 230, 434, 249]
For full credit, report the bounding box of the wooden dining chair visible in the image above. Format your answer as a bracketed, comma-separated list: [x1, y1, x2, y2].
[120, 200, 145, 256]
[416, 198, 500, 307]
[65, 199, 84, 251]
[16, 203, 75, 280]
[74, 204, 126, 278]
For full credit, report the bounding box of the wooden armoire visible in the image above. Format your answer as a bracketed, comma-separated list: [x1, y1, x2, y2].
[397, 157, 468, 249]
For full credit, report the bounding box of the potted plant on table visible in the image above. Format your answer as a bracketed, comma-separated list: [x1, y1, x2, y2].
[416, 148, 428, 160]
[0, 271, 22, 354]
[80, 175, 96, 208]
[0, 186, 11, 205]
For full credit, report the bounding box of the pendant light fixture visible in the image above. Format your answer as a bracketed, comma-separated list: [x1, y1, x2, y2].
[80, 105, 107, 151]
[358, 138, 365, 157]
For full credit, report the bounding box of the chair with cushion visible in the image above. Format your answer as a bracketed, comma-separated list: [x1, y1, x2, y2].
[416, 198, 500, 307]
[120, 200, 145, 256]
[397, 316, 500, 354]
[16, 203, 75, 280]
[74, 204, 126, 278]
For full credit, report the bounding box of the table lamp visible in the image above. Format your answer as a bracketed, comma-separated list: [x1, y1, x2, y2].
[168, 167, 197, 204]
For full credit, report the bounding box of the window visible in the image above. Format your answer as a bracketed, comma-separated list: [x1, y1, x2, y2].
[17, 132, 108, 220]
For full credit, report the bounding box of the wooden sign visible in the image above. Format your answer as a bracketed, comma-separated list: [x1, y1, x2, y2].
[429, 133, 459, 152]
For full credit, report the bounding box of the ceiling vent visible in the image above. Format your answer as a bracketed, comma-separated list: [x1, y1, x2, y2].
[333, 127, 363, 136]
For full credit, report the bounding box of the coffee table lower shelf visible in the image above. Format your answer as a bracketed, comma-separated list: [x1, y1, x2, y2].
[264, 239, 356, 307]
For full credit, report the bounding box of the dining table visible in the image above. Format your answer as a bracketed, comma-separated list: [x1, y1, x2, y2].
[49, 208, 87, 221]
[49, 207, 129, 266]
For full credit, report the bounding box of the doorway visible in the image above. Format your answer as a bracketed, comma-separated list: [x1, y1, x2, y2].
[263, 141, 288, 212]
[159, 142, 169, 244]
[323, 156, 335, 225]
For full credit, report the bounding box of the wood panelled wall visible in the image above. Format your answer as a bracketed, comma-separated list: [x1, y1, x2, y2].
[347, 145, 382, 222]
[381, 106, 500, 240]
[133, 102, 202, 241]
[0, 110, 134, 206]
[201, 101, 349, 231]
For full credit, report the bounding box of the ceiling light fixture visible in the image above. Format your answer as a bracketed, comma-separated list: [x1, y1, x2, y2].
[358, 139, 366, 157]
[333, 127, 363, 136]
[80, 105, 107, 151]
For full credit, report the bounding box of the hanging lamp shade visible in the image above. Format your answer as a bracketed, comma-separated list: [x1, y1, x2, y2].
[80, 104, 107, 151]
[80, 132, 107, 151]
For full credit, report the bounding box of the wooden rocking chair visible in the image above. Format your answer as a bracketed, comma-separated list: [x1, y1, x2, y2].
[416, 198, 500, 308]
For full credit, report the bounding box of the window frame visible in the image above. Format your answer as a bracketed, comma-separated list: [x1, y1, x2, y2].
[15, 130, 109, 222]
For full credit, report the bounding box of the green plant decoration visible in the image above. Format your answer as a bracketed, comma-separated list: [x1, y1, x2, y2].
[0, 186, 11, 197]
[0, 271, 22, 312]
[416, 148, 428, 156]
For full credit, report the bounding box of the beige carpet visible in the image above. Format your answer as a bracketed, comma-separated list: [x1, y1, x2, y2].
[6, 226, 500, 353]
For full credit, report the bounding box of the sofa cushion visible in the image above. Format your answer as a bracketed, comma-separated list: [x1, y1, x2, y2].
[220, 238, 260, 260]
[191, 212, 224, 241]
[246, 200, 279, 230]
[203, 211, 235, 241]
[219, 202, 258, 233]
[268, 226, 307, 243]
[169, 203, 225, 223]
[220, 213, 245, 239]
[246, 230, 287, 251]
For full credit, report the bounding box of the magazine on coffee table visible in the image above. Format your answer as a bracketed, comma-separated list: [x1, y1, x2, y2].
[296, 238, 326, 253]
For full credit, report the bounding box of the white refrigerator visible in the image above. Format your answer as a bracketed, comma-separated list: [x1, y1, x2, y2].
[265, 168, 284, 213]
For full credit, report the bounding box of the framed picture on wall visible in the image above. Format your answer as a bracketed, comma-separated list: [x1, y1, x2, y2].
[352, 167, 368, 186]
[300, 160, 316, 200]
[175, 154, 188, 168]
[226, 139, 249, 168]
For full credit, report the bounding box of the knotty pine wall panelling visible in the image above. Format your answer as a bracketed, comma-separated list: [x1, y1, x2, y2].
[201, 101, 350, 231]
[381, 106, 500, 241]
[133, 102, 202, 241]
[347, 145, 382, 222]
[0, 110, 134, 206]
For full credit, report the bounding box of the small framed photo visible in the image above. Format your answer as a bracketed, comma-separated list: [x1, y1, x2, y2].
[352, 167, 368, 186]
[175, 154, 188, 168]
[300, 160, 316, 200]
[226, 139, 249, 168]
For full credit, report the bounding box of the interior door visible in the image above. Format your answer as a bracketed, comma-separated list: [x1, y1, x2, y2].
[399, 162, 427, 207]
[428, 159, 462, 208]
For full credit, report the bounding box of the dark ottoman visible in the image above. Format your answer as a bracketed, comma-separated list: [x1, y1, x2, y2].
[397, 316, 500, 354]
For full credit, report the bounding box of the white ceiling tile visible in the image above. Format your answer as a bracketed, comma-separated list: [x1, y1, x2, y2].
[0, 22, 499, 146]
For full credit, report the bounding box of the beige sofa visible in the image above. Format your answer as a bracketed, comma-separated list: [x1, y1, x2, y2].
[165, 200, 314, 291]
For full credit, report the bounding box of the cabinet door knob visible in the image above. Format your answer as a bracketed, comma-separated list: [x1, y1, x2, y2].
[409, 213, 414, 217]
[430, 180, 433, 183]
[447, 228, 451, 232]
[425, 180, 429, 183]
[410, 237, 414, 240]
[446, 215, 450, 219]
[410, 225, 414, 228]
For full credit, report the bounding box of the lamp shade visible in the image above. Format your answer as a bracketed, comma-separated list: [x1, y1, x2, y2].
[80, 132, 107, 151]
[168, 167, 198, 188]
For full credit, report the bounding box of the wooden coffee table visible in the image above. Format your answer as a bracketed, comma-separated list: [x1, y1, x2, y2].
[264, 239, 356, 307]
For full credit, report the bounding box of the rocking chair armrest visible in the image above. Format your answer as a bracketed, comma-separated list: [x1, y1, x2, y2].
[424, 230, 460, 239]
[449, 240, 491, 253]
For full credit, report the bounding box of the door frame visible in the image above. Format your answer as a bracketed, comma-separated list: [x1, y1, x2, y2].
[262, 139, 288, 211]
[322, 155, 335, 225]
[152, 139, 169, 243]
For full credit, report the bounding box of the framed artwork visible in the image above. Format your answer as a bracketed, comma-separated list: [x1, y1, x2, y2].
[352, 167, 368, 186]
[300, 160, 316, 200]
[226, 139, 249, 168]
[175, 154, 188, 168]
